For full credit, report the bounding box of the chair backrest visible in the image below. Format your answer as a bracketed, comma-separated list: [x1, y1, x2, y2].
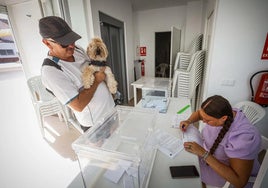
[234, 101, 266, 125]
[188, 50, 205, 98]
[27, 75, 55, 102]
[173, 52, 191, 71]
[187, 34, 203, 55]
[172, 69, 190, 98]
[172, 34, 203, 77]
[172, 50, 205, 99]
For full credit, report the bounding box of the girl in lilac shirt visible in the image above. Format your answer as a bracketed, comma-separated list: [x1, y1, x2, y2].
[180, 95, 261, 188]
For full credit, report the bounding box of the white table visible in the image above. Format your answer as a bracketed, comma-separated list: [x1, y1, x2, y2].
[137, 97, 202, 188]
[131, 77, 170, 106]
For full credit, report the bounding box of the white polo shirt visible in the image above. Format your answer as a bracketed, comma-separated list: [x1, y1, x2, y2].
[41, 47, 115, 127]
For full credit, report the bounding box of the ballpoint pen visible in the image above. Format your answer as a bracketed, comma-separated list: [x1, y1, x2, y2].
[182, 125, 185, 139]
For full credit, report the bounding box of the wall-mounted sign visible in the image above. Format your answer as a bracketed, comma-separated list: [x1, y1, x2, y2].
[140, 47, 146, 56]
[261, 33, 268, 60]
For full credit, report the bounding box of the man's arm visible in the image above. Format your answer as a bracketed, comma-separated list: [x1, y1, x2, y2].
[69, 70, 106, 112]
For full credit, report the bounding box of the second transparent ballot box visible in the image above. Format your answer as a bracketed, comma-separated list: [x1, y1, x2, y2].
[72, 106, 157, 188]
[141, 87, 169, 113]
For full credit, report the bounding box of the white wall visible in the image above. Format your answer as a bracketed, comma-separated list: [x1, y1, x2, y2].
[205, 0, 268, 105]
[184, 0, 203, 51]
[135, 6, 186, 77]
[89, 0, 135, 100]
[134, 1, 204, 77]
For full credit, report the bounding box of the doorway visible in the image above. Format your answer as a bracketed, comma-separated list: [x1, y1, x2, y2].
[99, 12, 128, 104]
[155, 32, 171, 78]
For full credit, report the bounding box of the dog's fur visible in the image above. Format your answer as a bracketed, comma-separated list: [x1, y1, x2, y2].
[81, 37, 118, 94]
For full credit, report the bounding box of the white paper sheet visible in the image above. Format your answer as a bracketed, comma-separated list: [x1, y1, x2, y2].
[104, 160, 132, 184]
[182, 125, 203, 146]
[153, 129, 184, 158]
[123, 174, 135, 188]
[171, 114, 189, 128]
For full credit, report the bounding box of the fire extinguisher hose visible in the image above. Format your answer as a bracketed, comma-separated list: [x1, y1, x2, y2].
[250, 70, 268, 101]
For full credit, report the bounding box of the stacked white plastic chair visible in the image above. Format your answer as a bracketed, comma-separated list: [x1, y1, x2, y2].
[27, 75, 68, 137]
[170, 34, 204, 110]
[172, 50, 205, 100]
[172, 33, 203, 72]
[173, 52, 191, 72]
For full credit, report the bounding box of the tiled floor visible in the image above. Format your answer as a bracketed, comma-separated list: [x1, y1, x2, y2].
[0, 69, 83, 188]
[0, 68, 139, 188]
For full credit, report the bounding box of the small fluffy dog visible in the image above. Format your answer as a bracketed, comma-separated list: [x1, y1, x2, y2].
[81, 37, 118, 94]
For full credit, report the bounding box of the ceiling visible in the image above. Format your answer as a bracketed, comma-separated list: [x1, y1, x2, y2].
[0, 0, 197, 10]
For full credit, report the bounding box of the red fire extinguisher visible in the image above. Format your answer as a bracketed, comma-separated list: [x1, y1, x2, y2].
[141, 59, 145, 76]
[250, 70, 268, 106]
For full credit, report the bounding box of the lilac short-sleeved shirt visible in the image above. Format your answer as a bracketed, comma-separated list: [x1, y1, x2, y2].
[200, 109, 261, 187]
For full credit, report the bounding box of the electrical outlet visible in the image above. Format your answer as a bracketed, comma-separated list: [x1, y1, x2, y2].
[221, 79, 235, 86]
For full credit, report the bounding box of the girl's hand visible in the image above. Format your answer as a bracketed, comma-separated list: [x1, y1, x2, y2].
[180, 120, 191, 132]
[184, 142, 206, 157]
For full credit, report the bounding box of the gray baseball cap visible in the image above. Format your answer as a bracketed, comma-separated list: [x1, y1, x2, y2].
[39, 16, 81, 45]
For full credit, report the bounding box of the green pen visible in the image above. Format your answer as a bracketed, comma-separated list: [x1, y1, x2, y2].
[177, 104, 190, 114]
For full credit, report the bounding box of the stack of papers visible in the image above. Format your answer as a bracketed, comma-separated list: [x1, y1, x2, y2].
[171, 114, 189, 128]
[153, 125, 203, 158]
[104, 159, 138, 188]
[141, 98, 169, 113]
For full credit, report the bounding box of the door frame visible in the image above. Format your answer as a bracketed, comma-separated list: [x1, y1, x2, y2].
[99, 11, 128, 104]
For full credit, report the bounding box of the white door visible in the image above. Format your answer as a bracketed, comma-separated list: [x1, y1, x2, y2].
[10, 0, 46, 78]
[169, 26, 181, 79]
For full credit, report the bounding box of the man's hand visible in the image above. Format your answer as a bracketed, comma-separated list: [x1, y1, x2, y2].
[94, 67, 106, 83]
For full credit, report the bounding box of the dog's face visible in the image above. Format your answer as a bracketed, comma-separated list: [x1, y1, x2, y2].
[87, 37, 108, 62]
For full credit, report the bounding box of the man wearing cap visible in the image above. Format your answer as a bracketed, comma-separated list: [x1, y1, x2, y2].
[39, 16, 115, 132]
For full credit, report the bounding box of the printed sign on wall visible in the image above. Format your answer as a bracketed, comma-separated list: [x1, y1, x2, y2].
[140, 47, 146, 56]
[261, 33, 268, 60]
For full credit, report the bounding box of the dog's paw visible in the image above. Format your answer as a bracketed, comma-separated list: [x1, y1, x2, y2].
[82, 66, 96, 89]
[84, 76, 95, 89]
[107, 79, 118, 94]
[82, 76, 95, 89]
[82, 73, 91, 89]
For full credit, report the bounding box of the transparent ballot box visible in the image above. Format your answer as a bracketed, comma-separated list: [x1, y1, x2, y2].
[72, 106, 157, 188]
[141, 87, 169, 113]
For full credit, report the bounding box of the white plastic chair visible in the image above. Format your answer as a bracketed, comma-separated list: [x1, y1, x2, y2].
[234, 101, 266, 125]
[234, 100, 268, 156]
[173, 34, 203, 72]
[169, 34, 203, 97]
[253, 149, 268, 188]
[222, 149, 268, 188]
[222, 101, 267, 188]
[173, 52, 191, 71]
[187, 33, 203, 55]
[64, 105, 84, 134]
[172, 50, 205, 99]
[27, 75, 68, 137]
[155, 63, 169, 77]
